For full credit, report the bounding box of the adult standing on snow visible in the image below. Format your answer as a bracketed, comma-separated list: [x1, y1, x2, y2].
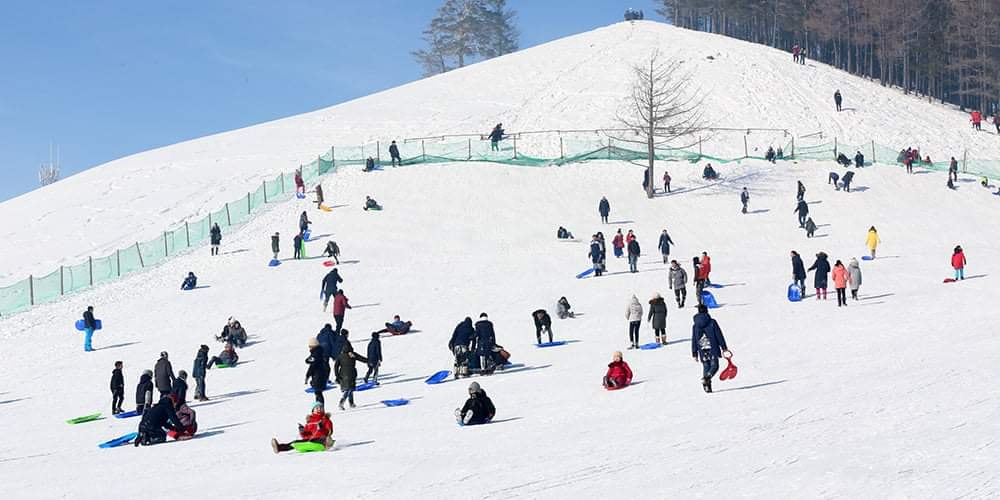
[474, 314, 498, 373]
[625, 295, 643, 349]
[807, 252, 831, 300]
[315, 183, 324, 209]
[293, 233, 304, 260]
[334, 344, 368, 411]
[364, 332, 382, 385]
[449, 317, 476, 378]
[305, 338, 330, 404]
[848, 258, 862, 300]
[657, 229, 674, 264]
[388, 140, 401, 167]
[135, 369, 153, 415]
[598, 197, 610, 224]
[834, 90, 843, 112]
[952, 245, 967, 280]
[110, 361, 125, 415]
[866, 226, 880, 259]
[589, 235, 604, 277]
[700, 251, 713, 286]
[154, 352, 175, 397]
[332, 290, 351, 334]
[294, 169, 305, 196]
[210, 223, 222, 256]
[192, 345, 210, 402]
[791, 250, 807, 293]
[831, 260, 851, 307]
[648, 293, 668, 345]
[693, 257, 707, 305]
[794, 199, 809, 228]
[82, 305, 97, 352]
[797, 180, 806, 201]
[271, 232, 280, 260]
[321, 268, 343, 311]
[488, 124, 504, 151]
[612, 229, 625, 258]
[316, 323, 341, 361]
[663, 170, 672, 192]
[740, 187, 750, 214]
[691, 304, 729, 393]
[323, 240, 341, 264]
[854, 151, 865, 168]
[627, 235, 641, 273]
[949, 157, 959, 183]
[971, 110, 982, 131]
[668, 260, 688, 308]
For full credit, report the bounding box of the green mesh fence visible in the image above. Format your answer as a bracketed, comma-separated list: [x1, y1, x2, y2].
[118, 245, 143, 276]
[229, 196, 251, 226]
[0, 280, 30, 315]
[92, 253, 119, 285]
[188, 217, 210, 246]
[63, 261, 92, 294]
[32, 269, 62, 305]
[138, 237, 167, 269]
[250, 184, 266, 211]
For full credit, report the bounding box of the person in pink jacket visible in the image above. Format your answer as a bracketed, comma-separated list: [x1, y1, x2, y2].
[831, 260, 851, 307]
[951, 246, 967, 280]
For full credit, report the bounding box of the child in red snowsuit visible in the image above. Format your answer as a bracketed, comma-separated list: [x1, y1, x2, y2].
[271, 402, 334, 453]
[603, 351, 633, 389]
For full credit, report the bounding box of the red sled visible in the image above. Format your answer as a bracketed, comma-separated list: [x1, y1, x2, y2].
[323, 260, 335, 267]
[719, 353, 738, 381]
[943, 278, 956, 283]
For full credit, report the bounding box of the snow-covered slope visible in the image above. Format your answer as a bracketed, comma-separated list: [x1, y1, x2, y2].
[1, 157, 999, 498]
[2, 20, 998, 284]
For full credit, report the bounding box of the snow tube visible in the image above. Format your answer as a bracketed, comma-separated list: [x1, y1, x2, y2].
[66, 413, 102, 425]
[75, 319, 102, 331]
[354, 381, 376, 392]
[862, 255, 874, 261]
[268, 259, 282, 267]
[425, 370, 450, 385]
[114, 410, 139, 419]
[576, 267, 596, 279]
[98, 432, 139, 449]
[304, 382, 335, 393]
[700, 290, 720, 308]
[787, 283, 802, 302]
[291, 441, 328, 453]
[381, 399, 409, 407]
[943, 278, 957, 283]
[536, 341, 567, 348]
[639, 342, 662, 350]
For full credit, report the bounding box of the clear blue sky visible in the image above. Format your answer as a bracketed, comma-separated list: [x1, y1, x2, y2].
[0, 0, 660, 201]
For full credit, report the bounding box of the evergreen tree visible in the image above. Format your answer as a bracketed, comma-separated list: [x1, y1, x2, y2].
[479, 0, 519, 59]
[413, 0, 519, 76]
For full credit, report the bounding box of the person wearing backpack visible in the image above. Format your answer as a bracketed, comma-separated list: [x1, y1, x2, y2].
[691, 304, 730, 393]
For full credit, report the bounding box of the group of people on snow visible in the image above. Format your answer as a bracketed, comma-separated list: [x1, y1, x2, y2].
[448, 314, 508, 378]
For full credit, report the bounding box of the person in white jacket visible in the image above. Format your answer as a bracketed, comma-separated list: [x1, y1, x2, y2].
[626, 295, 643, 349]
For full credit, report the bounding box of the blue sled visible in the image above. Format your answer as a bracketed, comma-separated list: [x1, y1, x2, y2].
[75, 319, 102, 331]
[708, 283, 724, 289]
[536, 341, 567, 348]
[268, 259, 282, 267]
[576, 267, 596, 279]
[296, 192, 306, 199]
[700, 290, 720, 308]
[305, 382, 335, 393]
[639, 342, 662, 350]
[381, 399, 409, 407]
[787, 283, 802, 302]
[114, 410, 140, 419]
[355, 381, 377, 392]
[99, 432, 139, 449]
[425, 370, 450, 384]
[861, 255, 874, 261]
[303, 229, 311, 241]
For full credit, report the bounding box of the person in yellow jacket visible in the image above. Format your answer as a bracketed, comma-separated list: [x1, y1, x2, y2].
[866, 226, 880, 258]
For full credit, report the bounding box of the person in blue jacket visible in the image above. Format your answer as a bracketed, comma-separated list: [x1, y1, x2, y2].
[316, 323, 342, 361]
[364, 332, 382, 385]
[82, 305, 98, 352]
[691, 304, 729, 393]
[589, 235, 604, 277]
[181, 272, 198, 290]
[657, 229, 674, 264]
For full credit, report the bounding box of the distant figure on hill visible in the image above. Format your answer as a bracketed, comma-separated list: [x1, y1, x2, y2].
[154, 352, 175, 397]
[949, 157, 959, 182]
[135, 369, 153, 415]
[598, 196, 610, 223]
[627, 234, 641, 273]
[364, 196, 381, 211]
[841, 171, 855, 192]
[332, 289, 351, 334]
[794, 199, 809, 227]
[589, 235, 604, 277]
[866, 226, 880, 258]
[271, 232, 280, 260]
[792, 44, 800, 63]
[663, 170, 672, 192]
[691, 304, 729, 394]
[449, 317, 475, 378]
[181, 272, 198, 290]
[702, 164, 719, 180]
[532, 309, 553, 344]
[790, 251, 806, 292]
[612, 229, 625, 258]
[740, 187, 750, 214]
[765, 146, 776, 163]
[657, 229, 674, 264]
[805, 217, 817, 238]
[488, 123, 505, 151]
[389, 140, 401, 167]
[82, 305, 98, 352]
[299, 211, 311, 235]
[837, 153, 852, 167]
[110, 361, 125, 415]
[321, 267, 343, 312]
[993, 112, 1000, 133]
[700, 251, 713, 286]
[648, 293, 668, 345]
[315, 184, 324, 209]
[376, 315, 413, 335]
[293, 233, 303, 260]
[294, 168, 305, 196]
[848, 258, 862, 300]
[364, 157, 376, 172]
[797, 180, 806, 201]
[557, 226, 574, 239]
[364, 333, 382, 385]
[693, 256, 706, 304]
[952, 245, 967, 280]
[807, 252, 831, 300]
[323, 240, 341, 264]
[854, 151, 865, 168]
[970, 110, 982, 131]
[832, 260, 851, 307]
[625, 295, 643, 349]
[829, 171, 840, 189]
[834, 90, 843, 112]
[210, 223, 221, 256]
[306, 337, 330, 404]
[556, 297, 574, 319]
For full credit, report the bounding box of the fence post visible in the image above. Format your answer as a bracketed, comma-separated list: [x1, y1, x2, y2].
[331, 146, 335, 166]
[963, 150, 967, 173]
[791, 137, 795, 158]
[871, 140, 876, 164]
[698, 136, 703, 159]
[468, 138, 472, 160]
[262, 181, 268, 203]
[421, 140, 426, 161]
[89, 256, 93, 286]
[608, 138, 612, 159]
[377, 141, 381, 163]
[280, 173, 285, 193]
[136, 242, 144, 267]
[208, 213, 212, 228]
[29, 275, 34, 305]
[248, 192, 252, 213]
[560, 137, 564, 159]
[185, 222, 190, 247]
[60, 266, 64, 295]
[743, 135, 749, 158]
[317, 157, 321, 176]
[513, 136, 517, 159]
[225, 203, 232, 226]
[116, 250, 121, 277]
[834, 137, 838, 157]
[164, 231, 169, 256]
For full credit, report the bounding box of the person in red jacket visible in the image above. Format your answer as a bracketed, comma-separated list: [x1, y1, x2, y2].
[971, 111, 983, 131]
[271, 402, 334, 453]
[603, 351, 633, 389]
[952, 245, 967, 280]
[333, 290, 351, 334]
[294, 168, 305, 195]
[700, 251, 713, 286]
[612, 229, 625, 258]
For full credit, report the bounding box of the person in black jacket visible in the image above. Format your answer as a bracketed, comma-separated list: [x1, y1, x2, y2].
[627, 236, 641, 273]
[110, 361, 125, 414]
[192, 345, 209, 401]
[834, 90, 843, 112]
[135, 369, 154, 415]
[457, 381, 495, 425]
[488, 124, 504, 151]
[154, 352, 175, 397]
[807, 251, 831, 300]
[532, 309, 553, 344]
[598, 197, 610, 224]
[854, 151, 865, 168]
[691, 305, 729, 393]
[658, 229, 674, 264]
[135, 394, 184, 446]
[334, 344, 368, 411]
[364, 332, 382, 385]
[271, 232, 280, 260]
[475, 314, 498, 374]
[323, 241, 341, 264]
[790, 250, 807, 293]
[841, 171, 855, 192]
[293, 233, 303, 260]
[389, 140, 401, 167]
[794, 199, 809, 227]
[181, 272, 198, 290]
[171, 371, 189, 406]
[210, 223, 221, 256]
[449, 317, 475, 378]
[316, 323, 341, 361]
[797, 180, 806, 201]
[321, 268, 343, 312]
[82, 306, 97, 352]
[305, 339, 331, 404]
[740, 188, 750, 214]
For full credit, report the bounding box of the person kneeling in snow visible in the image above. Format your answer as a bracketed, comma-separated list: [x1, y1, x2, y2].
[363, 196, 381, 211]
[377, 315, 412, 335]
[603, 351, 633, 389]
[135, 394, 184, 446]
[557, 226, 574, 239]
[208, 343, 239, 368]
[181, 272, 198, 290]
[532, 309, 553, 344]
[271, 402, 334, 453]
[457, 382, 495, 425]
[556, 296, 574, 319]
[167, 400, 198, 441]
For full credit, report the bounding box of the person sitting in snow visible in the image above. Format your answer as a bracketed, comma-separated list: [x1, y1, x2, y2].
[776, 147, 784, 159]
[837, 153, 852, 167]
[166, 399, 198, 441]
[181, 272, 197, 290]
[208, 342, 239, 368]
[603, 351, 633, 389]
[135, 394, 184, 446]
[271, 402, 334, 453]
[556, 296, 574, 319]
[376, 315, 413, 335]
[363, 196, 381, 211]
[532, 309, 553, 344]
[702, 164, 719, 180]
[217, 317, 247, 347]
[556, 226, 575, 239]
[363, 157, 375, 172]
[457, 381, 495, 425]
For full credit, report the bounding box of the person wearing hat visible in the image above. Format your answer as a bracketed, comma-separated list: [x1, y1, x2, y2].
[171, 370, 189, 406]
[135, 393, 184, 446]
[691, 304, 730, 393]
[334, 342, 368, 411]
[603, 351, 633, 389]
[192, 345, 210, 401]
[135, 369, 154, 415]
[305, 337, 331, 404]
[110, 361, 125, 415]
[271, 402, 334, 453]
[388, 140, 401, 167]
[364, 332, 382, 385]
[457, 382, 495, 425]
[154, 352, 175, 398]
[271, 232, 280, 260]
[474, 313, 498, 374]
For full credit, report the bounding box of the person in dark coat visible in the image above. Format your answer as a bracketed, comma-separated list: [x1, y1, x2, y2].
[668, 260, 688, 307]
[135, 369, 154, 415]
[305, 338, 331, 404]
[841, 171, 855, 192]
[556, 297, 574, 319]
[797, 180, 806, 201]
[805, 217, 817, 237]
[794, 199, 809, 227]
[588, 235, 604, 277]
[210, 223, 221, 256]
[657, 229, 674, 264]
[171, 370, 189, 406]
[315, 183, 324, 209]
[648, 293, 668, 345]
[323, 241, 341, 263]
[598, 197, 610, 223]
[110, 361, 125, 415]
[854, 151, 864, 168]
[532, 309, 553, 344]
[691, 304, 729, 393]
[807, 251, 831, 300]
[135, 394, 184, 446]
[457, 381, 495, 425]
[627, 237, 641, 273]
[293, 233, 303, 259]
[192, 345, 209, 401]
[740, 188, 750, 214]
[834, 90, 843, 111]
[299, 211, 311, 234]
[321, 268, 343, 311]
[388, 140, 401, 167]
[82, 305, 97, 352]
[475, 313, 498, 373]
[181, 272, 197, 290]
[488, 124, 504, 151]
[316, 323, 341, 361]
[449, 317, 476, 378]
[334, 344, 368, 410]
[271, 232, 280, 260]
[364, 332, 382, 384]
[790, 250, 807, 292]
[154, 352, 175, 397]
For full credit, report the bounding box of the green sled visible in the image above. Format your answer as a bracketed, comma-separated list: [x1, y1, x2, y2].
[67, 413, 102, 424]
[291, 441, 331, 453]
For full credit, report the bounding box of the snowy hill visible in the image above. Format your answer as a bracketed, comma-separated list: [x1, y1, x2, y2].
[2, 20, 1000, 499]
[2, 20, 998, 284]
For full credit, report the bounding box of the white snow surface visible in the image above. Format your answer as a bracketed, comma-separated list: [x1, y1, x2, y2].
[2, 20, 998, 284]
[1, 158, 1000, 498]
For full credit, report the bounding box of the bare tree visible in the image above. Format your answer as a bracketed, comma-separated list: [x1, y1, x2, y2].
[615, 52, 706, 198]
[38, 144, 61, 187]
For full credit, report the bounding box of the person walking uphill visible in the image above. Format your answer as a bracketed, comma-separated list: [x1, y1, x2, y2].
[658, 229, 674, 264]
[691, 304, 730, 393]
[154, 352, 175, 397]
[388, 140, 401, 167]
[110, 361, 125, 415]
[951, 245, 967, 280]
[613, 229, 625, 258]
[321, 267, 343, 312]
[866, 226, 880, 259]
[332, 290, 351, 334]
[210, 223, 221, 256]
[589, 235, 605, 277]
[82, 306, 98, 352]
[834, 90, 843, 112]
[598, 197, 610, 224]
[669, 260, 688, 308]
[740, 188, 750, 214]
[626, 295, 643, 349]
[305, 338, 331, 404]
[808, 252, 831, 300]
[648, 293, 668, 345]
[627, 235, 641, 273]
[794, 199, 809, 228]
[848, 258, 862, 300]
[334, 345, 368, 411]
[831, 260, 851, 307]
[192, 345, 210, 401]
